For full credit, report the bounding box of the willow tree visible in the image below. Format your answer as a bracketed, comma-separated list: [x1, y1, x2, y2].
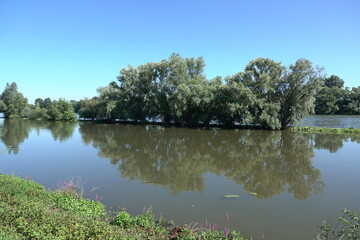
[240, 58, 323, 129]
[279, 59, 324, 129]
[214, 74, 256, 127]
[161, 53, 207, 124]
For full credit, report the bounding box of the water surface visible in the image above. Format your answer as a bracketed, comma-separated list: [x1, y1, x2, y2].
[1, 117, 359, 240]
[300, 115, 360, 128]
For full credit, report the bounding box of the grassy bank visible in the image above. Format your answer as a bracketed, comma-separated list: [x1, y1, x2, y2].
[0, 174, 246, 240]
[291, 126, 360, 135]
[1, 174, 359, 239]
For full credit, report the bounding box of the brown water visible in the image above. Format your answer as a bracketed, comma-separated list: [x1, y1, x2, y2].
[1, 117, 360, 240]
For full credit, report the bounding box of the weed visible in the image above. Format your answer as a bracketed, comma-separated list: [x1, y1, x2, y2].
[316, 209, 360, 240]
[291, 126, 360, 135]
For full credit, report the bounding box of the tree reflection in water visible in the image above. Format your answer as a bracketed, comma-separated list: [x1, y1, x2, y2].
[0, 119, 76, 154]
[2, 120, 357, 199]
[79, 124, 339, 198]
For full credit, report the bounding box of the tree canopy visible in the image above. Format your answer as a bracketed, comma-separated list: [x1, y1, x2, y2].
[1, 54, 358, 127]
[0, 84, 77, 122]
[315, 75, 360, 115]
[79, 54, 325, 129]
[0, 82, 29, 118]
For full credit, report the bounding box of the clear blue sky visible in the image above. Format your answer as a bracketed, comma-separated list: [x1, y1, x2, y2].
[1, 0, 359, 103]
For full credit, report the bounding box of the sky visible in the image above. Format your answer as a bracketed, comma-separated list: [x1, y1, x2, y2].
[0, 0, 359, 104]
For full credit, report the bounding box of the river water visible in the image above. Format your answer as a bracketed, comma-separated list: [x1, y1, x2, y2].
[0, 116, 359, 240]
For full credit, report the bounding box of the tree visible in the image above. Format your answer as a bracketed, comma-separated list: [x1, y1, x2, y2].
[0, 82, 28, 118]
[241, 58, 285, 129]
[43, 98, 52, 109]
[163, 54, 207, 124]
[279, 59, 324, 129]
[0, 100, 6, 114]
[70, 100, 81, 113]
[95, 55, 326, 128]
[78, 98, 102, 120]
[97, 82, 123, 121]
[47, 99, 77, 121]
[342, 87, 360, 114]
[315, 75, 345, 114]
[214, 75, 256, 126]
[239, 58, 323, 129]
[324, 75, 344, 88]
[27, 102, 49, 120]
[35, 98, 44, 108]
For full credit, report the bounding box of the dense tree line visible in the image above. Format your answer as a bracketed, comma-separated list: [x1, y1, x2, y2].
[0, 82, 77, 121]
[1, 54, 359, 128]
[78, 54, 325, 129]
[315, 75, 360, 114]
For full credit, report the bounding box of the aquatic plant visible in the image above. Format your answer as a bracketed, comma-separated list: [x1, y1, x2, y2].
[57, 177, 85, 198]
[317, 209, 360, 240]
[291, 126, 360, 135]
[224, 194, 240, 198]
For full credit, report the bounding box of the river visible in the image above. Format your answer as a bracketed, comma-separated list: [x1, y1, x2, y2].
[0, 115, 359, 239]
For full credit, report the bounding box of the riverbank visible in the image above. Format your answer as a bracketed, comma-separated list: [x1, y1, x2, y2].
[0, 174, 246, 240]
[291, 126, 360, 135]
[78, 119, 273, 130]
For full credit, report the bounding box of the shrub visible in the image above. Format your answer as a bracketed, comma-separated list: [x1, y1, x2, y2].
[317, 209, 360, 240]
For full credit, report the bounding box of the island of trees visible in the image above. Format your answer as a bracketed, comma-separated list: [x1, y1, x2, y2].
[1, 54, 359, 129]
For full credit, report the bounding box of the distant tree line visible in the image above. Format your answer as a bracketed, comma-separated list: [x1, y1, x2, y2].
[0, 82, 76, 121]
[1, 54, 359, 128]
[315, 75, 360, 114]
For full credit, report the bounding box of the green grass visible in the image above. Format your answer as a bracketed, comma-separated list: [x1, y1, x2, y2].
[2, 173, 358, 239]
[291, 126, 360, 135]
[0, 173, 247, 240]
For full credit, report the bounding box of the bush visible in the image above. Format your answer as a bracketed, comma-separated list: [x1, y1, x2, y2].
[317, 209, 360, 240]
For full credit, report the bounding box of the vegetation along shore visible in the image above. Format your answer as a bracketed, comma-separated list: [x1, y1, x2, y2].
[291, 126, 360, 135]
[0, 173, 251, 240]
[1, 174, 359, 240]
[1, 55, 359, 130]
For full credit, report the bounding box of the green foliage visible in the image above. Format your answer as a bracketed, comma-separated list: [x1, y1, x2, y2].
[114, 211, 133, 227]
[315, 75, 346, 114]
[0, 85, 77, 121]
[0, 82, 28, 118]
[291, 126, 360, 135]
[176, 227, 245, 240]
[46, 99, 77, 121]
[315, 75, 360, 115]
[224, 195, 240, 198]
[78, 97, 103, 120]
[115, 209, 156, 229]
[0, 226, 23, 240]
[89, 54, 325, 129]
[341, 87, 360, 114]
[0, 173, 250, 240]
[27, 102, 49, 120]
[53, 191, 105, 217]
[0, 100, 7, 113]
[0, 174, 110, 239]
[324, 75, 344, 89]
[317, 209, 359, 240]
